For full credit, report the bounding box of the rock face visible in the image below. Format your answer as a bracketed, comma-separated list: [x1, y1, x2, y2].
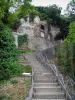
[17, 18, 34, 36]
[28, 37, 49, 50]
[50, 26, 60, 41]
[34, 16, 41, 37]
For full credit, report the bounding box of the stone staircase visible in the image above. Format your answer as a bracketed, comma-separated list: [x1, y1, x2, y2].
[18, 54, 29, 66]
[32, 72, 66, 100]
[25, 52, 66, 100]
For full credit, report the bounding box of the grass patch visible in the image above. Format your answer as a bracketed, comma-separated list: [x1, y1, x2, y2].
[24, 65, 32, 73]
[0, 77, 31, 100]
[0, 80, 8, 86]
[0, 94, 7, 100]
[10, 80, 18, 84]
[9, 61, 32, 76]
[0, 62, 32, 84]
[19, 49, 35, 54]
[25, 80, 32, 90]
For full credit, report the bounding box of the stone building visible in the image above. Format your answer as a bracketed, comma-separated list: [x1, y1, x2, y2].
[33, 16, 60, 42]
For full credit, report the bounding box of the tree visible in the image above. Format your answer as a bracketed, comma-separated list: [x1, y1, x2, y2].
[35, 5, 70, 40]
[66, 0, 75, 22]
[35, 5, 62, 25]
[0, 0, 33, 27]
[0, 0, 11, 24]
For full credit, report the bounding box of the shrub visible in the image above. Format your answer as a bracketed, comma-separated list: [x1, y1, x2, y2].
[24, 65, 32, 73]
[10, 79, 18, 84]
[64, 22, 75, 79]
[0, 26, 19, 80]
[18, 34, 28, 47]
[56, 22, 75, 80]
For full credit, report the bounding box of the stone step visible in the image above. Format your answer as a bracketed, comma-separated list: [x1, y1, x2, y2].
[34, 83, 59, 87]
[34, 71, 50, 73]
[34, 76, 56, 80]
[33, 86, 62, 93]
[19, 56, 24, 58]
[34, 73, 57, 82]
[19, 63, 29, 66]
[19, 58, 25, 60]
[33, 92, 65, 99]
[34, 73, 55, 78]
[19, 61, 25, 63]
[34, 78, 57, 83]
[19, 56, 25, 59]
[19, 60, 28, 63]
[34, 73, 54, 75]
[34, 69, 51, 72]
[19, 61, 29, 64]
[36, 72, 53, 75]
[32, 99, 66, 100]
[33, 68, 51, 72]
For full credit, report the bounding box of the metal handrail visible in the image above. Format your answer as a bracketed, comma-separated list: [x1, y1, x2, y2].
[36, 50, 75, 100]
[50, 64, 72, 100]
[47, 58, 75, 100]
[44, 53, 75, 100]
[65, 76, 75, 100]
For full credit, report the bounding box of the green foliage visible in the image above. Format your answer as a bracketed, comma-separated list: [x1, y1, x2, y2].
[66, 0, 75, 22]
[8, 61, 24, 75]
[56, 22, 75, 80]
[35, 5, 61, 25]
[0, 61, 10, 80]
[0, 94, 7, 100]
[9, 62, 32, 75]
[7, 0, 33, 28]
[0, 26, 19, 80]
[25, 80, 32, 89]
[18, 34, 28, 47]
[19, 49, 35, 53]
[0, 0, 17, 25]
[35, 5, 70, 40]
[8, 12, 20, 28]
[19, 3, 32, 17]
[24, 65, 32, 73]
[0, 26, 18, 60]
[56, 52, 64, 65]
[0, 0, 34, 80]
[0, 0, 34, 29]
[0, 0, 11, 24]
[10, 79, 18, 84]
[64, 22, 75, 77]
[64, 22, 75, 47]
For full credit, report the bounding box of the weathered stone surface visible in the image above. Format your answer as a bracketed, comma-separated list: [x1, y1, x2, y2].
[13, 16, 60, 49]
